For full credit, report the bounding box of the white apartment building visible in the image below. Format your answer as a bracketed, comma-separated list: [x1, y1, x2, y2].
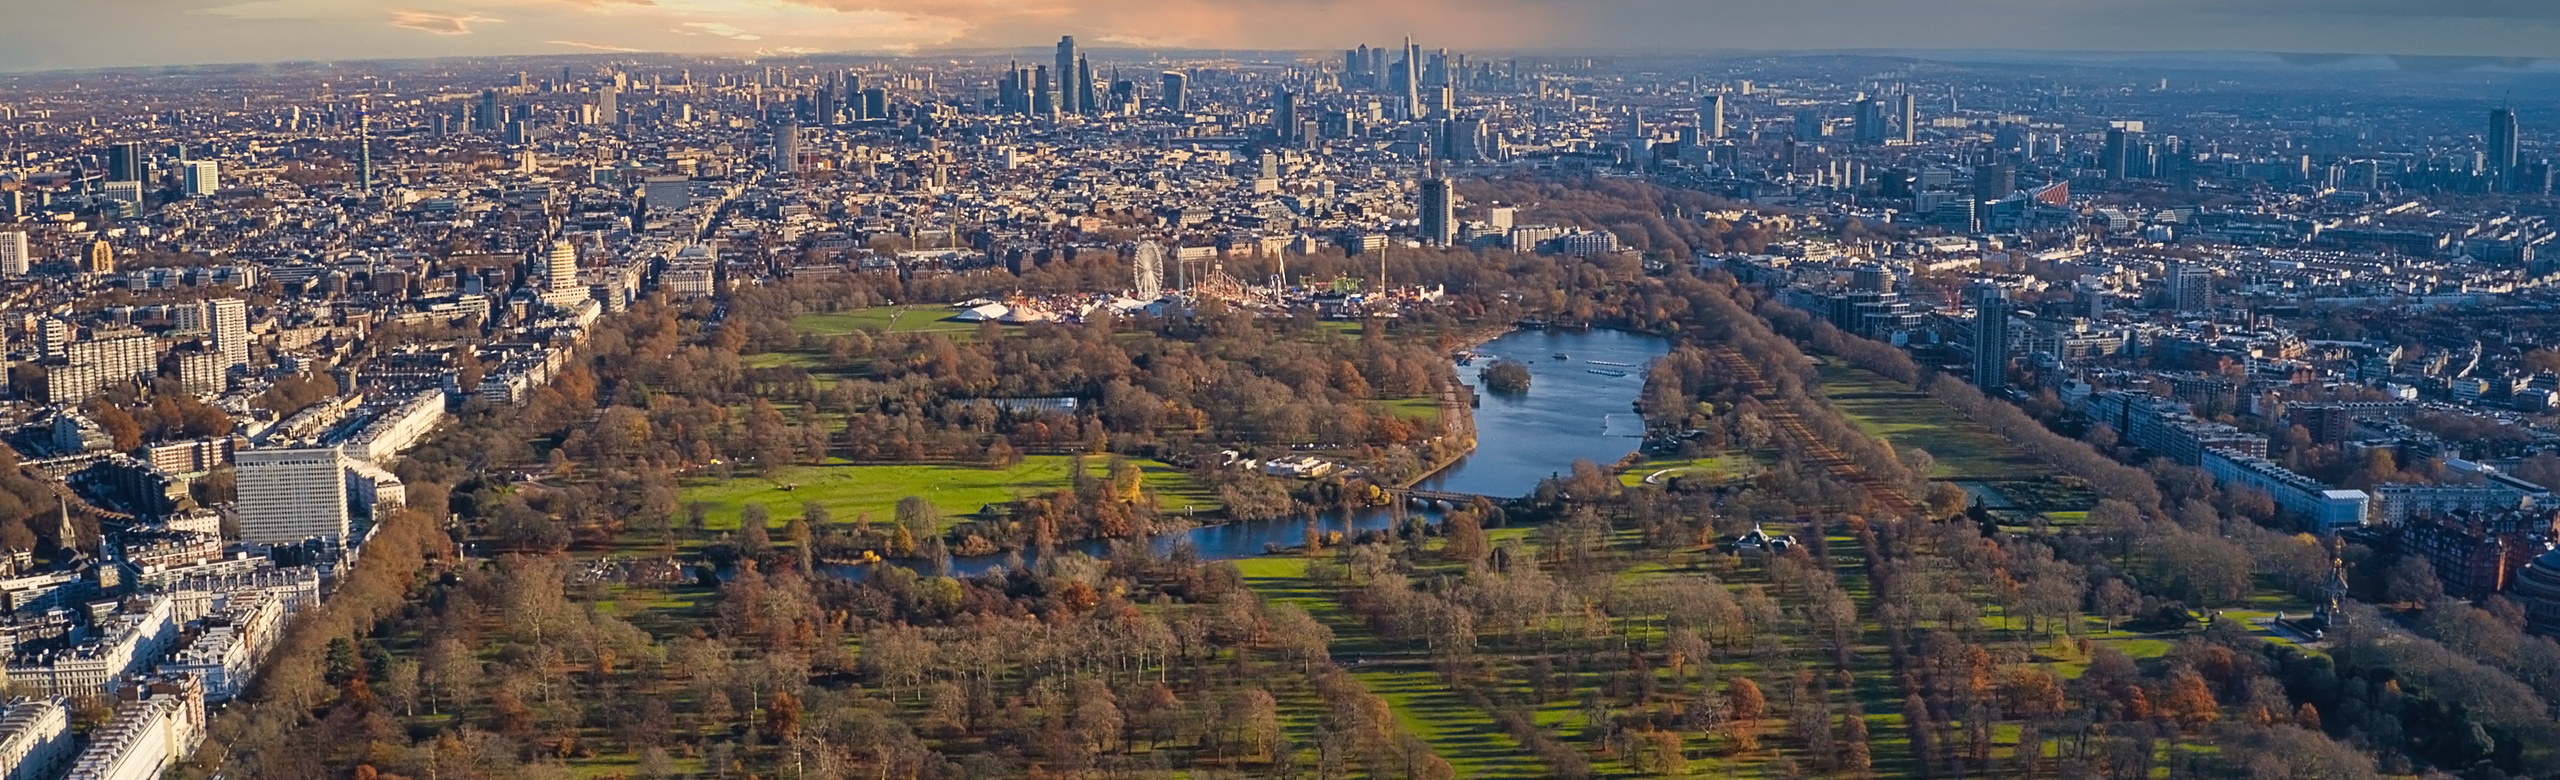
[340, 390, 445, 464]
[0, 231, 26, 276]
[345, 459, 405, 519]
[172, 299, 250, 373]
[0, 698, 72, 780]
[663, 261, 718, 297]
[233, 447, 351, 546]
[162, 565, 323, 616]
[67, 330, 160, 378]
[158, 594, 282, 703]
[62, 677, 204, 780]
[35, 319, 71, 360]
[172, 352, 226, 397]
[540, 241, 589, 308]
[4, 596, 179, 698]
[206, 299, 248, 372]
[180, 161, 219, 198]
[2202, 447, 2373, 531]
[98, 181, 142, 209]
[50, 331, 159, 405]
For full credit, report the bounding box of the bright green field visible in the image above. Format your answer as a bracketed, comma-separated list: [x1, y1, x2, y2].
[678, 456, 1213, 530]
[1619, 453, 1756, 487]
[1381, 396, 1442, 424]
[1818, 364, 2048, 480]
[1355, 669, 1547, 778]
[793, 306, 985, 338]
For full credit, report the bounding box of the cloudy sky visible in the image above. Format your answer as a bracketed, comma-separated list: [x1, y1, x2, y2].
[8, 0, 2560, 72]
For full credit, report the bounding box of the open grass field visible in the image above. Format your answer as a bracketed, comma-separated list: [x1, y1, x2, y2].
[793, 306, 985, 338]
[1380, 396, 1443, 425]
[677, 456, 1214, 530]
[1355, 670, 1548, 779]
[1618, 453, 1757, 487]
[1315, 320, 1368, 339]
[2048, 630, 2178, 679]
[741, 351, 825, 370]
[1817, 363, 2050, 481]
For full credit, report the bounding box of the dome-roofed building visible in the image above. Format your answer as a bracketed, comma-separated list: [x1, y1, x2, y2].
[2505, 549, 2560, 637]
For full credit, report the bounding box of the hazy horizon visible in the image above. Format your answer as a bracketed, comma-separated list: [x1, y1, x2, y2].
[12, 0, 2560, 74]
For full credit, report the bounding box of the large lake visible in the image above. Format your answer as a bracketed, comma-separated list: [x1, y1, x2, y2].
[929, 327, 1674, 575]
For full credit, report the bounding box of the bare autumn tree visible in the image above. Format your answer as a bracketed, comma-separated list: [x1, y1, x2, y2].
[1841, 708, 1875, 778]
[1442, 508, 1488, 567]
[1725, 678, 1766, 753]
[1223, 688, 1282, 760]
[1070, 679, 1123, 754]
[2160, 667, 2221, 730]
[738, 503, 773, 554]
[1904, 693, 1938, 772]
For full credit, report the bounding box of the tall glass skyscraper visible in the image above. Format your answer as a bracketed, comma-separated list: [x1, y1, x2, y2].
[1055, 36, 1079, 115]
[106, 141, 144, 182]
[1971, 284, 2009, 390]
[1419, 175, 1455, 246]
[1159, 71, 1187, 113]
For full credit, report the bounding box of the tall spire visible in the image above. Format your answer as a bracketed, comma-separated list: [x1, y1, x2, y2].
[1401, 35, 1423, 120]
[55, 492, 73, 552]
[358, 98, 374, 194]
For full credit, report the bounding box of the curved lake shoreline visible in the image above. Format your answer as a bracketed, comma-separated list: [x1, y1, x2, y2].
[860, 327, 1674, 577]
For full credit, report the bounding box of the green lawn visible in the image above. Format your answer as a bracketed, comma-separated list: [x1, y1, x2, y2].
[1235, 556, 1392, 657]
[1353, 669, 1548, 779]
[678, 456, 1213, 530]
[742, 351, 824, 370]
[1231, 555, 1314, 581]
[793, 306, 986, 338]
[1818, 364, 2049, 480]
[1618, 453, 1756, 487]
[1315, 320, 1367, 339]
[2053, 634, 2177, 679]
[1381, 397, 1442, 425]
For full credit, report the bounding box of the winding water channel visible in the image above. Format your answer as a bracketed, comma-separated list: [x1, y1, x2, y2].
[917, 328, 1674, 577]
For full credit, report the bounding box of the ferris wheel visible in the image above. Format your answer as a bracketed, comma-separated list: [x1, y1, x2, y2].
[1133, 240, 1165, 296]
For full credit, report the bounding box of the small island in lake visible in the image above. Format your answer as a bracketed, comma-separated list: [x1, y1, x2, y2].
[1479, 357, 1533, 394]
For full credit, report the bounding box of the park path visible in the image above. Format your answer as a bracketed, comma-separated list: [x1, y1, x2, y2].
[1708, 347, 1922, 516]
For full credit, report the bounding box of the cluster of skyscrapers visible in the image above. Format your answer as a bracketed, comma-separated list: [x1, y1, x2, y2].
[1343, 39, 1431, 120]
[993, 36, 1135, 117]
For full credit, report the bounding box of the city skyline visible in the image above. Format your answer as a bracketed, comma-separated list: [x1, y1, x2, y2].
[13, 0, 2560, 73]
[15, 5, 2560, 777]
